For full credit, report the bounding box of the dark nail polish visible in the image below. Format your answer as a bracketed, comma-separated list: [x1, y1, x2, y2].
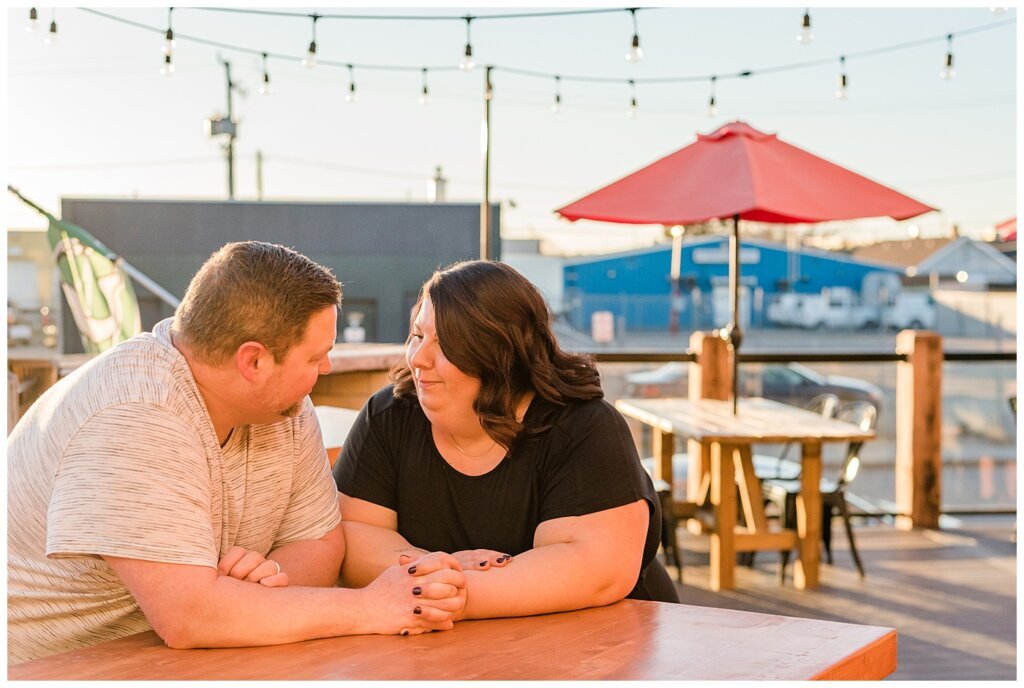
[400, 629, 410, 636]
[408, 565, 417, 575]
[414, 606, 422, 615]
[412, 586, 422, 596]
[479, 561, 487, 567]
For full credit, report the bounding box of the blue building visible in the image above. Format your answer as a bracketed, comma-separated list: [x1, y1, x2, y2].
[563, 235, 902, 333]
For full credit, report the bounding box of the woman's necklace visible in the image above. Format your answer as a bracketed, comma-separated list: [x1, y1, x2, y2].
[449, 433, 497, 458]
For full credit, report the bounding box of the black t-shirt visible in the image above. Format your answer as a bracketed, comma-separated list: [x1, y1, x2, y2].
[334, 385, 672, 601]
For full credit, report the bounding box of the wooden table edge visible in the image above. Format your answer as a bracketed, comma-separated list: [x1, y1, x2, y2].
[810, 628, 898, 680]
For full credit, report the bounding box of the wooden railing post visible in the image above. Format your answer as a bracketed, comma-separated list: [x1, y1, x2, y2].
[687, 332, 732, 525]
[895, 330, 943, 530]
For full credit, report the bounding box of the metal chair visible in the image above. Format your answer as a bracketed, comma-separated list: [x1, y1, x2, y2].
[641, 455, 699, 583]
[761, 400, 878, 582]
[752, 393, 840, 481]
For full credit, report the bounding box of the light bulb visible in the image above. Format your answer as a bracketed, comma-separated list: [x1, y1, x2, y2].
[26, 8, 38, 32]
[418, 90, 429, 106]
[345, 86, 357, 103]
[259, 74, 271, 96]
[835, 79, 847, 100]
[939, 53, 955, 80]
[460, 44, 474, 71]
[302, 41, 317, 68]
[552, 94, 563, 114]
[45, 20, 57, 45]
[163, 29, 175, 56]
[626, 98, 638, 119]
[160, 55, 174, 76]
[797, 10, 813, 45]
[707, 98, 718, 118]
[626, 35, 643, 63]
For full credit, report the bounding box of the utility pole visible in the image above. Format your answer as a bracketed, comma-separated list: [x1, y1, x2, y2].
[223, 58, 236, 200]
[256, 149, 264, 200]
[480, 65, 493, 261]
[204, 57, 241, 200]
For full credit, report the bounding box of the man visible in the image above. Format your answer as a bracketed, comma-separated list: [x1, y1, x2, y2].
[7, 241, 464, 664]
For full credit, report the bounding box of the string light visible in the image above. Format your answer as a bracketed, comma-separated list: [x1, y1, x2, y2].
[345, 64, 357, 102]
[26, 7, 38, 33]
[707, 75, 718, 117]
[940, 33, 955, 80]
[552, 75, 563, 113]
[45, 9, 57, 45]
[163, 7, 175, 56]
[302, 14, 319, 68]
[797, 8, 813, 45]
[418, 67, 429, 105]
[625, 8, 643, 63]
[835, 55, 847, 100]
[626, 79, 638, 118]
[160, 54, 174, 76]
[259, 52, 271, 95]
[460, 16, 475, 71]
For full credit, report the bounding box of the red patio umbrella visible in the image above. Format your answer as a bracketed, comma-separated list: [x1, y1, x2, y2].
[556, 121, 936, 412]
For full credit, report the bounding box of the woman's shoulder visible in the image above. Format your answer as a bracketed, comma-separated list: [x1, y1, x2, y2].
[533, 395, 619, 432]
[365, 384, 421, 420]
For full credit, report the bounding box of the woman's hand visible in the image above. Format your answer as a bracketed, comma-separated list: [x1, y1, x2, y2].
[449, 549, 513, 571]
[217, 546, 288, 587]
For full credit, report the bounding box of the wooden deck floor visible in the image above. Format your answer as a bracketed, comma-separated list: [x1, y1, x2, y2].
[667, 515, 1016, 681]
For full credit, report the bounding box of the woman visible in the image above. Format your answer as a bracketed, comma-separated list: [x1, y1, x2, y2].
[334, 260, 678, 621]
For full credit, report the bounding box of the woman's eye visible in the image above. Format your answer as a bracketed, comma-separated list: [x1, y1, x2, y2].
[411, 332, 423, 340]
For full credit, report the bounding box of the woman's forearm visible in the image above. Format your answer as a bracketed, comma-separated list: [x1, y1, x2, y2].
[459, 542, 635, 620]
[339, 521, 427, 587]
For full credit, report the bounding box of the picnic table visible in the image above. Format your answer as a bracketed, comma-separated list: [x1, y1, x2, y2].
[615, 397, 875, 591]
[7, 599, 896, 680]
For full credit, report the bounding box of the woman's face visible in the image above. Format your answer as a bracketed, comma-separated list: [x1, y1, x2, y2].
[406, 295, 481, 419]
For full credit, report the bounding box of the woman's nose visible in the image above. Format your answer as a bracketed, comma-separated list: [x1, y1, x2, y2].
[409, 339, 432, 369]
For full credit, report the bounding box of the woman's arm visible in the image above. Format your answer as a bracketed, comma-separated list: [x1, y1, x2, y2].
[338, 493, 428, 587]
[456, 499, 649, 620]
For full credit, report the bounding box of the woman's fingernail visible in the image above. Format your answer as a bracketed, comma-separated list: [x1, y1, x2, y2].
[400, 629, 410, 636]
[412, 586, 422, 596]
[414, 606, 422, 615]
[479, 561, 487, 567]
[408, 565, 417, 574]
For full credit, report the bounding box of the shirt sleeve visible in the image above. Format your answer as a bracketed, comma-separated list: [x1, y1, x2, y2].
[272, 398, 343, 547]
[333, 393, 399, 512]
[46, 404, 219, 568]
[537, 400, 654, 524]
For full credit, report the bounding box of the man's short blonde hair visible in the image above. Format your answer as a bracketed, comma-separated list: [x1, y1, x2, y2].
[172, 241, 342, 365]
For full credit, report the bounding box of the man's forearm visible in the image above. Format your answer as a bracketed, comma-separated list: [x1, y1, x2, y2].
[339, 521, 425, 587]
[269, 527, 345, 587]
[167, 574, 378, 648]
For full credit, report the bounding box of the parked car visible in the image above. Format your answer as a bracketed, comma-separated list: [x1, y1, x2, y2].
[625, 361, 883, 410]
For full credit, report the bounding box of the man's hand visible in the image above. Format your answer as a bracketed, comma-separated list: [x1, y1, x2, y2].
[364, 552, 466, 635]
[217, 546, 288, 587]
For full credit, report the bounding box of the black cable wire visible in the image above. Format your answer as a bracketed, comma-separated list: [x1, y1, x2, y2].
[181, 6, 650, 22]
[76, 9, 1014, 85]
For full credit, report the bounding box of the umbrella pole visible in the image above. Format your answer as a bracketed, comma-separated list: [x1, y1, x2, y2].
[724, 213, 743, 414]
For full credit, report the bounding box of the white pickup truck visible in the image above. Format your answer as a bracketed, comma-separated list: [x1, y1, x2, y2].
[767, 287, 935, 330]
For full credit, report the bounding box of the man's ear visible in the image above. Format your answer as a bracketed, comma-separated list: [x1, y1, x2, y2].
[235, 341, 270, 383]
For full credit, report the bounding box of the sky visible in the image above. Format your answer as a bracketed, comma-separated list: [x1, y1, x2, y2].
[4, 3, 1019, 255]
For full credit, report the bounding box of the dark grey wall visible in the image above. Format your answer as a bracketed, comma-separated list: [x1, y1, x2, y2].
[60, 199, 500, 349]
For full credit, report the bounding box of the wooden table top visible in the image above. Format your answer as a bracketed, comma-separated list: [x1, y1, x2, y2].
[615, 397, 876, 444]
[8, 600, 896, 681]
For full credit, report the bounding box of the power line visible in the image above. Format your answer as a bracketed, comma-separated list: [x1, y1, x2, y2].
[10, 157, 223, 171]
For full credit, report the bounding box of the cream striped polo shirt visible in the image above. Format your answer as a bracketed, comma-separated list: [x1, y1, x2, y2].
[6, 318, 341, 664]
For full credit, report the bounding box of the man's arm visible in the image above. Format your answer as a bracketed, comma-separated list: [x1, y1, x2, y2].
[268, 522, 346, 587]
[338, 494, 427, 587]
[102, 550, 466, 648]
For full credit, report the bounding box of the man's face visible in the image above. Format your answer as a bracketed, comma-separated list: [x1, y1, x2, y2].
[259, 306, 337, 421]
